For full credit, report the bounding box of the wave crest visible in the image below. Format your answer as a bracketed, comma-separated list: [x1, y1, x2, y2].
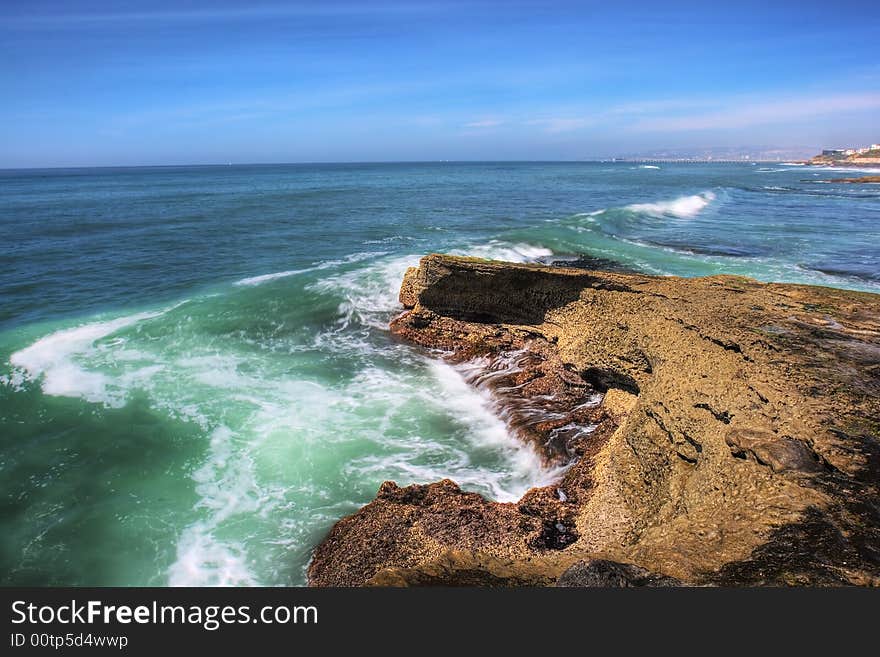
[625, 191, 716, 218]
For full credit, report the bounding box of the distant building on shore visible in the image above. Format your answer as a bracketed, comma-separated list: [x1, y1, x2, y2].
[813, 142, 880, 164]
[822, 143, 879, 157]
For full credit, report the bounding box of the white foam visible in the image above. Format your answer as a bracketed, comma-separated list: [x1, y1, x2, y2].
[626, 191, 716, 218]
[168, 522, 257, 587]
[334, 357, 568, 503]
[639, 165, 661, 169]
[572, 209, 605, 220]
[6, 304, 288, 587]
[424, 359, 568, 501]
[454, 241, 554, 263]
[234, 251, 385, 287]
[0, 369, 27, 390]
[234, 268, 314, 287]
[169, 419, 288, 586]
[309, 254, 420, 332]
[9, 309, 168, 406]
[246, 379, 346, 446]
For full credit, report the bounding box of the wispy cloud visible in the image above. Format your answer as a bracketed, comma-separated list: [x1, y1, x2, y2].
[606, 98, 719, 116]
[102, 80, 437, 134]
[525, 117, 592, 134]
[463, 119, 504, 128]
[630, 92, 880, 132]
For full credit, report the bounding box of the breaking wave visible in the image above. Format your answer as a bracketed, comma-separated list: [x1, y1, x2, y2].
[625, 191, 716, 218]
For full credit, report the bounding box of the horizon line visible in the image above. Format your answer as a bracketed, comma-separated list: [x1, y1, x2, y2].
[0, 158, 801, 172]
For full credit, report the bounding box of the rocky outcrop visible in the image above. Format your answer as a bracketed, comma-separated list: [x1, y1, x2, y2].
[808, 149, 880, 166]
[308, 254, 880, 587]
[828, 176, 880, 184]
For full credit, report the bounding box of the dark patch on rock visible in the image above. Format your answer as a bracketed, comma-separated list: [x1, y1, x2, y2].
[556, 559, 684, 587]
[725, 429, 822, 473]
[580, 367, 640, 395]
[546, 255, 639, 274]
[694, 402, 732, 424]
[530, 520, 579, 551]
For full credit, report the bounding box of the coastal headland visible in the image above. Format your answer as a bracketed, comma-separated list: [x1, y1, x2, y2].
[308, 255, 880, 586]
[807, 145, 880, 166]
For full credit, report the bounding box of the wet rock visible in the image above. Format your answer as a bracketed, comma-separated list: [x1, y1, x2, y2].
[556, 559, 684, 587]
[828, 176, 880, 184]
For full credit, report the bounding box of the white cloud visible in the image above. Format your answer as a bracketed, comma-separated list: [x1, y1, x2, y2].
[630, 92, 880, 132]
[463, 119, 504, 128]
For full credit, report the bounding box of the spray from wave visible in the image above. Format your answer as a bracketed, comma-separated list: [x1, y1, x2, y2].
[452, 241, 554, 263]
[625, 191, 716, 218]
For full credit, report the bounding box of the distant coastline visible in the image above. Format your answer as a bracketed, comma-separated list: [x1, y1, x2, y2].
[806, 143, 880, 167]
[609, 158, 794, 164]
[610, 143, 880, 167]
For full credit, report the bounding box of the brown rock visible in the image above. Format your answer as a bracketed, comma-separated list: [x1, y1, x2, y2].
[725, 428, 822, 473]
[308, 254, 880, 587]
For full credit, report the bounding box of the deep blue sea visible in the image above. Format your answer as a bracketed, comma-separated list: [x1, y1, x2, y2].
[1, 161, 878, 585]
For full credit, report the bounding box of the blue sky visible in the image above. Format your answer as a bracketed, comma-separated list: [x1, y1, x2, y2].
[1, 0, 878, 166]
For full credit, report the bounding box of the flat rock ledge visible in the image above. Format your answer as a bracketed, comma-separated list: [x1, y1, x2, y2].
[308, 254, 880, 586]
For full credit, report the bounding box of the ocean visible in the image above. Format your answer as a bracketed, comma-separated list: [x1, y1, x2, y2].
[1, 161, 878, 586]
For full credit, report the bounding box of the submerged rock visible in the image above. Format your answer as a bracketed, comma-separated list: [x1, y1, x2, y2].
[308, 254, 880, 587]
[828, 176, 880, 184]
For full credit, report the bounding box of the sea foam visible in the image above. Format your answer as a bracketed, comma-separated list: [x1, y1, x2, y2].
[9, 309, 170, 406]
[425, 359, 566, 501]
[626, 191, 716, 218]
[342, 359, 567, 503]
[453, 241, 554, 263]
[234, 251, 385, 287]
[168, 521, 258, 587]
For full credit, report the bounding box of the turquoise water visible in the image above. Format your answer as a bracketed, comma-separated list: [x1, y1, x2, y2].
[1, 162, 878, 585]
